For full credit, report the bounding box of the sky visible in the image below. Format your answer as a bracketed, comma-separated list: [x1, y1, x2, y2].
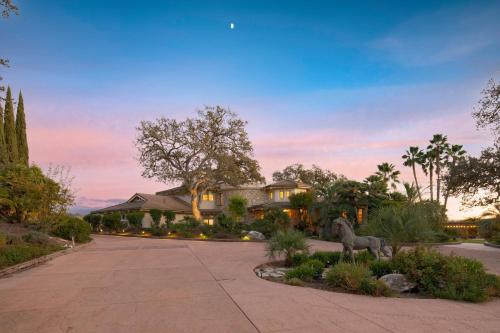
[1, 0, 499, 219]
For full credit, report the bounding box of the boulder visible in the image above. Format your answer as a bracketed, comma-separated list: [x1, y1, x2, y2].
[379, 273, 416, 293]
[248, 231, 266, 240]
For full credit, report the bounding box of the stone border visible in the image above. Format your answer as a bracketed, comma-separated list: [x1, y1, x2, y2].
[93, 232, 266, 243]
[0, 239, 94, 279]
[484, 242, 500, 249]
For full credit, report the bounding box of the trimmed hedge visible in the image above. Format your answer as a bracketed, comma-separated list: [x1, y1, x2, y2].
[52, 217, 91, 243]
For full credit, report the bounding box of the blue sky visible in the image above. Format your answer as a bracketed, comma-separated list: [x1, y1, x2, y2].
[1, 0, 499, 218]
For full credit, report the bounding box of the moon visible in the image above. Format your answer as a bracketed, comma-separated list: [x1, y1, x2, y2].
[230, 23, 235, 29]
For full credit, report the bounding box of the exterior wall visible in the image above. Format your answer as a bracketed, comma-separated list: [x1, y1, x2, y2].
[266, 188, 308, 203]
[142, 212, 192, 227]
[222, 188, 267, 210]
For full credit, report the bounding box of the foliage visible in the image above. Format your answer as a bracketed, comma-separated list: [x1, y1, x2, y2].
[262, 206, 291, 230]
[247, 219, 279, 238]
[0, 164, 73, 226]
[163, 210, 175, 227]
[0, 243, 61, 269]
[266, 229, 310, 267]
[402, 146, 425, 201]
[21, 231, 52, 246]
[392, 247, 499, 302]
[362, 202, 444, 255]
[473, 78, 499, 145]
[291, 252, 309, 267]
[285, 277, 304, 287]
[0, 231, 6, 248]
[272, 163, 340, 195]
[478, 208, 500, 242]
[126, 212, 144, 232]
[326, 263, 391, 296]
[285, 259, 324, 281]
[227, 195, 247, 222]
[102, 212, 123, 232]
[0, 103, 7, 165]
[83, 213, 102, 231]
[289, 191, 314, 231]
[446, 146, 499, 206]
[375, 162, 400, 191]
[15, 91, 29, 166]
[52, 216, 91, 243]
[149, 209, 162, 228]
[136, 106, 264, 220]
[369, 260, 393, 278]
[215, 213, 241, 234]
[309, 251, 342, 266]
[3, 87, 18, 163]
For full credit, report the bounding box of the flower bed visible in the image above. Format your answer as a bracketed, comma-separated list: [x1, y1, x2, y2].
[255, 247, 500, 303]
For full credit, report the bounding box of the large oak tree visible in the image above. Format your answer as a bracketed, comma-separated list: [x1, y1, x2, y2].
[136, 106, 264, 220]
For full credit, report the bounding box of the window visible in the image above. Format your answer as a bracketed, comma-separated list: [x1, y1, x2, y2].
[202, 191, 214, 201]
[357, 208, 363, 224]
[203, 218, 214, 225]
[268, 191, 274, 200]
[279, 190, 284, 200]
[285, 191, 290, 199]
[121, 213, 127, 221]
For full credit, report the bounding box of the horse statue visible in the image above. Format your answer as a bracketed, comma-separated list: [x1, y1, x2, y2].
[332, 217, 391, 262]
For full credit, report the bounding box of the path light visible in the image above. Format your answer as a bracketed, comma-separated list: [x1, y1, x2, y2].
[141, 230, 145, 234]
[242, 235, 250, 241]
[199, 233, 207, 239]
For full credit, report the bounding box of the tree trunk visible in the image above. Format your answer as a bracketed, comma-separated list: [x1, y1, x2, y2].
[412, 164, 422, 202]
[190, 187, 202, 221]
[429, 163, 434, 202]
[436, 149, 441, 204]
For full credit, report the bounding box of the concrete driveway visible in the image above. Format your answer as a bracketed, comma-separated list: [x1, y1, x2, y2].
[0, 235, 499, 333]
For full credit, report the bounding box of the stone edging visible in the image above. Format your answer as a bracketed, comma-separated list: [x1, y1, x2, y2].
[93, 232, 266, 243]
[0, 239, 94, 279]
[484, 242, 500, 249]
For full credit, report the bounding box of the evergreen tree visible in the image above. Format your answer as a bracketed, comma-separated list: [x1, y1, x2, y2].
[15, 91, 28, 165]
[3, 87, 18, 163]
[0, 102, 7, 164]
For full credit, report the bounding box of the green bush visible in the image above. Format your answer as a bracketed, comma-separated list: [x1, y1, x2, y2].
[247, 219, 279, 238]
[392, 247, 499, 302]
[163, 210, 176, 227]
[0, 244, 61, 269]
[354, 250, 375, 263]
[359, 278, 392, 297]
[306, 259, 325, 278]
[263, 207, 291, 230]
[22, 231, 53, 246]
[52, 217, 91, 243]
[169, 222, 195, 238]
[215, 214, 241, 234]
[369, 260, 393, 278]
[433, 231, 451, 243]
[228, 195, 248, 222]
[266, 229, 310, 267]
[325, 262, 372, 292]
[285, 277, 305, 286]
[0, 232, 6, 248]
[291, 252, 309, 267]
[126, 212, 144, 232]
[83, 214, 102, 231]
[285, 263, 316, 282]
[102, 212, 123, 232]
[310, 251, 342, 266]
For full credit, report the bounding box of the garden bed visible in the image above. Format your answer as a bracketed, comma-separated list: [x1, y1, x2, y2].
[93, 231, 267, 242]
[256, 248, 500, 303]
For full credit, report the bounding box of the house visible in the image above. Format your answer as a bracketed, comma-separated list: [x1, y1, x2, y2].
[92, 180, 312, 228]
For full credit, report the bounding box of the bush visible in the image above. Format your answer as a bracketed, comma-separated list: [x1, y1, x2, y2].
[354, 250, 375, 263]
[22, 231, 53, 246]
[52, 217, 91, 243]
[0, 232, 6, 248]
[392, 247, 498, 302]
[83, 214, 102, 231]
[309, 251, 342, 266]
[215, 214, 241, 234]
[102, 212, 123, 232]
[285, 277, 305, 286]
[291, 252, 309, 267]
[305, 259, 325, 278]
[285, 263, 316, 282]
[169, 222, 195, 238]
[0, 244, 61, 269]
[266, 229, 310, 267]
[433, 231, 451, 243]
[247, 219, 279, 238]
[325, 262, 372, 292]
[149, 209, 163, 228]
[228, 195, 248, 222]
[369, 260, 393, 278]
[126, 212, 144, 232]
[359, 279, 392, 297]
[163, 210, 176, 227]
[263, 207, 291, 230]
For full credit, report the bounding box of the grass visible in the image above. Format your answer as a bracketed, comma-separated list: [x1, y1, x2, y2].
[0, 243, 63, 269]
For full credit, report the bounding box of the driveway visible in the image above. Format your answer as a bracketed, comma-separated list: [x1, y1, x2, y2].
[0, 235, 499, 333]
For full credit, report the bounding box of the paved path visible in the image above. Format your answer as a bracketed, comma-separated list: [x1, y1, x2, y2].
[0, 236, 499, 333]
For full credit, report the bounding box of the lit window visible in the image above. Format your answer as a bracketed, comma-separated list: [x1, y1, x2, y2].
[279, 190, 284, 200]
[285, 191, 290, 199]
[357, 208, 363, 224]
[203, 218, 214, 225]
[202, 191, 214, 201]
[283, 209, 291, 217]
[268, 191, 273, 200]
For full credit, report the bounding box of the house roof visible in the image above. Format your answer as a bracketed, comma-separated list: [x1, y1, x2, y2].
[264, 180, 312, 190]
[155, 186, 187, 196]
[92, 193, 192, 214]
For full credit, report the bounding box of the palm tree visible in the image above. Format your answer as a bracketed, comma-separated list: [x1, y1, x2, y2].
[429, 134, 449, 204]
[402, 146, 425, 201]
[443, 144, 466, 209]
[403, 182, 418, 203]
[423, 148, 435, 202]
[375, 162, 400, 191]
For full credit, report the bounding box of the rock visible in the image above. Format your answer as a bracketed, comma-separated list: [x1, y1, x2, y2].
[379, 273, 416, 293]
[248, 231, 266, 240]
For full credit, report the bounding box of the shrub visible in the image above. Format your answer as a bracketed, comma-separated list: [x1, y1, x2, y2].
[149, 209, 163, 228]
[228, 195, 248, 222]
[266, 229, 310, 267]
[325, 262, 372, 292]
[433, 231, 451, 243]
[359, 279, 392, 297]
[479, 218, 500, 242]
[310, 251, 342, 266]
[305, 259, 325, 278]
[247, 219, 279, 238]
[0, 232, 6, 248]
[83, 214, 102, 231]
[291, 252, 309, 267]
[215, 214, 241, 234]
[285, 277, 305, 287]
[126, 212, 144, 232]
[163, 210, 176, 227]
[0, 244, 61, 269]
[354, 250, 375, 263]
[169, 222, 195, 238]
[392, 247, 498, 302]
[22, 231, 53, 246]
[285, 263, 316, 282]
[52, 217, 91, 243]
[369, 260, 393, 278]
[102, 212, 122, 232]
[263, 207, 291, 230]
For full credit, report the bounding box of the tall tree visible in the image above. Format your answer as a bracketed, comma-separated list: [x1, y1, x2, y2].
[402, 146, 424, 201]
[0, 103, 7, 164]
[375, 162, 400, 191]
[3, 86, 18, 163]
[423, 148, 435, 202]
[473, 79, 499, 146]
[15, 90, 28, 165]
[0, 0, 18, 94]
[442, 144, 466, 209]
[136, 106, 264, 220]
[429, 134, 449, 204]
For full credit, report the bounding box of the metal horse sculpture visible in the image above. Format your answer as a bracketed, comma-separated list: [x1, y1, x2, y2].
[332, 217, 391, 262]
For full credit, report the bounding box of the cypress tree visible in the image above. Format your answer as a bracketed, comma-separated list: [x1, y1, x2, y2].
[16, 91, 29, 165]
[3, 87, 18, 163]
[0, 103, 7, 165]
